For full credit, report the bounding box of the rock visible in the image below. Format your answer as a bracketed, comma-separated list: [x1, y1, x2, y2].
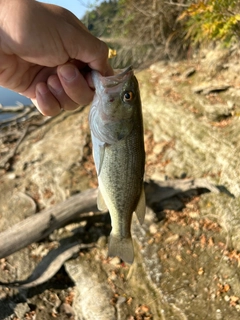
[13, 303, 30, 319]
[13, 108, 92, 209]
[0, 181, 36, 231]
[199, 102, 234, 121]
[204, 46, 231, 75]
[192, 83, 231, 94]
[1, 45, 240, 319]
[59, 302, 75, 317]
[182, 66, 196, 78]
[65, 258, 116, 320]
[109, 256, 121, 266]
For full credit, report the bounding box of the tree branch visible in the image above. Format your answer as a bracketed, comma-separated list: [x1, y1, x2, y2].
[0, 178, 221, 260]
[0, 188, 98, 259]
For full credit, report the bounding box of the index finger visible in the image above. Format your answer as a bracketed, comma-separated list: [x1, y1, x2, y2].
[61, 20, 114, 76]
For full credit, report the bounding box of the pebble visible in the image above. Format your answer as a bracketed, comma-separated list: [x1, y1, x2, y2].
[149, 223, 158, 234]
[216, 309, 222, 320]
[109, 256, 121, 265]
[60, 303, 75, 317]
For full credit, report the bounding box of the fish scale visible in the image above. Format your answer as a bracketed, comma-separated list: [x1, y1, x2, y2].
[99, 136, 143, 228]
[89, 66, 145, 263]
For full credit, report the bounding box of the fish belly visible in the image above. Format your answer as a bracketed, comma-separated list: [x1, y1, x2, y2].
[98, 132, 144, 263]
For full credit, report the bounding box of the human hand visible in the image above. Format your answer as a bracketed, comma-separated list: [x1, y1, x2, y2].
[0, 0, 113, 116]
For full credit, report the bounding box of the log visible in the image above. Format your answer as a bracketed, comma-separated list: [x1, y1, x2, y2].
[0, 178, 220, 259]
[0, 188, 98, 259]
[0, 178, 221, 288]
[0, 240, 94, 288]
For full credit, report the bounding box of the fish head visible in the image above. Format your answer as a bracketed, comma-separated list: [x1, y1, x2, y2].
[100, 66, 140, 121]
[91, 66, 141, 144]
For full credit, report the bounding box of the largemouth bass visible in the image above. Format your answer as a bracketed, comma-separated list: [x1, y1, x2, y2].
[89, 66, 145, 264]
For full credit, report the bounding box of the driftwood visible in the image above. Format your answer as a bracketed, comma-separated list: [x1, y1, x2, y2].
[0, 178, 220, 288]
[145, 177, 220, 206]
[0, 240, 94, 288]
[0, 178, 220, 260]
[0, 103, 26, 112]
[0, 105, 84, 129]
[0, 106, 33, 126]
[0, 188, 98, 259]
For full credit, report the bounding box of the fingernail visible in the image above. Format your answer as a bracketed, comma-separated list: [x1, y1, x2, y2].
[59, 64, 78, 82]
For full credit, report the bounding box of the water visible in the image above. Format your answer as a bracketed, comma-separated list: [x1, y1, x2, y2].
[0, 87, 32, 122]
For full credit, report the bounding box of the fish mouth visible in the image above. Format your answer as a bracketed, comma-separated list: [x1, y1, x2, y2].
[101, 66, 133, 89]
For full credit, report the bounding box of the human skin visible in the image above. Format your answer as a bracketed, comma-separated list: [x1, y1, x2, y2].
[0, 0, 113, 116]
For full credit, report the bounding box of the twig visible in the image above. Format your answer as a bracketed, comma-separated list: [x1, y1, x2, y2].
[0, 240, 94, 288]
[0, 125, 29, 170]
[0, 107, 32, 126]
[0, 104, 25, 112]
[164, 1, 189, 7]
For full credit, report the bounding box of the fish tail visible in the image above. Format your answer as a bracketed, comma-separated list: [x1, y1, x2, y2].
[108, 235, 134, 264]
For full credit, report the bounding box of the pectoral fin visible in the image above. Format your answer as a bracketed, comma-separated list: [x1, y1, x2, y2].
[134, 186, 146, 225]
[97, 188, 108, 211]
[91, 133, 105, 176]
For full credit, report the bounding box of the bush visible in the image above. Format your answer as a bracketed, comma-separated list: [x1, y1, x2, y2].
[179, 0, 240, 46]
[109, 0, 190, 66]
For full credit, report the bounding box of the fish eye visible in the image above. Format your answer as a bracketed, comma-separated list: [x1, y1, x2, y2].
[123, 91, 134, 102]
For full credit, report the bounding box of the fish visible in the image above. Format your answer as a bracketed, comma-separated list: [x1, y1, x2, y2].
[89, 66, 145, 264]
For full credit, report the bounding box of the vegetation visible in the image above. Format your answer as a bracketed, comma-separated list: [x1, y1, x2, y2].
[179, 0, 240, 46]
[81, 0, 118, 37]
[112, 0, 189, 61]
[81, 0, 240, 66]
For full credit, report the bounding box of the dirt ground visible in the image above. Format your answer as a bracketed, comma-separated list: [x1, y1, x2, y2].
[1, 45, 240, 319]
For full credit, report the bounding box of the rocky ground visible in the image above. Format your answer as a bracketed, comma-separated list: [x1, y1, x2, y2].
[1, 45, 240, 319]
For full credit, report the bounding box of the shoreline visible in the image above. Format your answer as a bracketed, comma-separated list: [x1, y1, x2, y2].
[0, 104, 40, 127]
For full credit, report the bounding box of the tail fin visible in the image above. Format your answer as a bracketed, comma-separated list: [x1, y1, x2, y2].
[108, 235, 134, 264]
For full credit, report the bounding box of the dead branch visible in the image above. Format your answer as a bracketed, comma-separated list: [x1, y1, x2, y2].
[0, 178, 220, 260]
[0, 107, 32, 126]
[165, 1, 189, 7]
[145, 177, 220, 206]
[0, 104, 27, 112]
[0, 178, 222, 288]
[0, 125, 29, 170]
[0, 188, 98, 259]
[0, 240, 94, 288]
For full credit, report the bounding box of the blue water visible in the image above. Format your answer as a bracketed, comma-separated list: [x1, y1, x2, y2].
[0, 87, 32, 121]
